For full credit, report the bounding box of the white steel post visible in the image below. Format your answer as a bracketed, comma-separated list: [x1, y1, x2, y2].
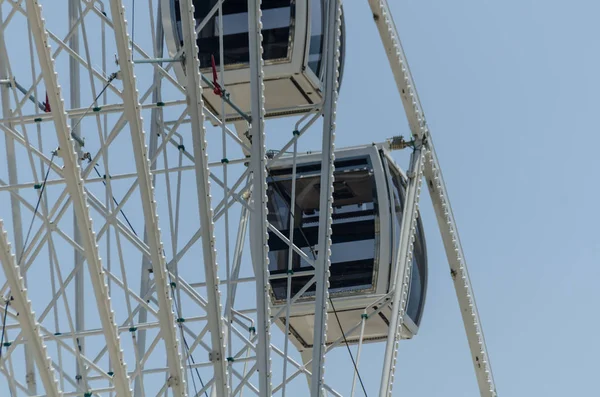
[310, 0, 342, 395]
[379, 147, 424, 396]
[68, 0, 86, 387]
[367, 0, 497, 395]
[179, 0, 229, 395]
[0, 7, 37, 394]
[23, 1, 132, 395]
[0, 221, 62, 397]
[106, 0, 188, 395]
[135, 6, 165, 396]
[247, 0, 273, 394]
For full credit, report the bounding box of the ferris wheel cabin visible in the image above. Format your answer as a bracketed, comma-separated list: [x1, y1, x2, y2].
[163, 0, 346, 123]
[266, 145, 428, 350]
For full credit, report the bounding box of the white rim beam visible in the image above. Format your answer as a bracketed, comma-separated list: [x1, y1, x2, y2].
[367, 0, 428, 141]
[179, 0, 229, 395]
[0, 6, 37, 393]
[310, 0, 343, 394]
[23, 1, 132, 396]
[424, 147, 497, 396]
[105, 0, 188, 395]
[247, 0, 273, 394]
[68, 0, 86, 389]
[135, 4, 166, 396]
[368, 0, 497, 395]
[0, 220, 62, 396]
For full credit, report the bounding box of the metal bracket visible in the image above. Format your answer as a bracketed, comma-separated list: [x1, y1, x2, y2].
[209, 350, 222, 362]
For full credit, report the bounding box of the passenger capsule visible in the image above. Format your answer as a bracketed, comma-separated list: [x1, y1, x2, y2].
[266, 145, 428, 352]
[163, 0, 346, 123]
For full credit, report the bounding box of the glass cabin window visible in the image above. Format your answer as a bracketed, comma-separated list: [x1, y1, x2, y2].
[267, 157, 379, 301]
[389, 164, 427, 327]
[307, 0, 324, 76]
[173, 0, 294, 68]
[307, 0, 345, 86]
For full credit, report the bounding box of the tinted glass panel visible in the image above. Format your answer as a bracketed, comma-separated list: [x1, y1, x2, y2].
[267, 157, 378, 301]
[173, 0, 293, 68]
[307, 0, 345, 91]
[307, 0, 324, 75]
[389, 163, 427, 327]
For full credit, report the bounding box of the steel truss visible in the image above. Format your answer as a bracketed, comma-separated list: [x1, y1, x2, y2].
[0, 0, 497, 396]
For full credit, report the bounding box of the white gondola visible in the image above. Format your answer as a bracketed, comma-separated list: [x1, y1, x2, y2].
[266, 144, 428, 352]
[162, 0, 345, 123]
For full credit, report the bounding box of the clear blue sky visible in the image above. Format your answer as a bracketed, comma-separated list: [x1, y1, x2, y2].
[3, 1, 599, 396]
[327, 0, 600, 395]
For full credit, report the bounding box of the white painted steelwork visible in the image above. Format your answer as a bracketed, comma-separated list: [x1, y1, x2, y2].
[0, 0, 497, 396]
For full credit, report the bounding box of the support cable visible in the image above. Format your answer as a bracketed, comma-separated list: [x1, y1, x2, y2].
[91, 164, 138, 235]
[0, 300, 8, 361]
[328, 297, 368, 396]
[70, 73, 117, 134]
[19, 151, 56, 264]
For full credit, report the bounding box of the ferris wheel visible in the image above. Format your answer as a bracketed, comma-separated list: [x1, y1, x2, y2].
[0, 0, 498, 396]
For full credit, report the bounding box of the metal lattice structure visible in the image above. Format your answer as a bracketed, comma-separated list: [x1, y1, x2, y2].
[0, 0, 497, 396]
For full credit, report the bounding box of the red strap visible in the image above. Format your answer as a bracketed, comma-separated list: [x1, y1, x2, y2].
[44, 92, 51, 113]
[211, 54, 223, 96]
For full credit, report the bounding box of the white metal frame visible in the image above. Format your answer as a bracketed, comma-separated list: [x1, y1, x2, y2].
[0, 0, 497, 396]
[266, 146, 392, 302]
[161, 0, 310, 85]
[246, 0, 275, 394]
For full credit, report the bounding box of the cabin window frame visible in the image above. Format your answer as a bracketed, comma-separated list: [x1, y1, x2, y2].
[265, 147, 391, 304]
[162, 0, 310, 86]
[302, 0, 346, 91]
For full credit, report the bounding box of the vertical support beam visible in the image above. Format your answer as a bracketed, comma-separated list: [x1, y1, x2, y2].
[424, 147, 497, 397]
[68, 0, 86, 386]
[310, 0, 342, 395]
[106, 0, 187, 395]
[247, 0, 273, 394]
[0, 7, 37, 394]
[368, 0, 497, 395]
[379, 147, 424, 396]
[135, 5, 165, 396]
[179, 0, 229, 395]
[23, 1, 132, 396]
[0, 221, 62, 397]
